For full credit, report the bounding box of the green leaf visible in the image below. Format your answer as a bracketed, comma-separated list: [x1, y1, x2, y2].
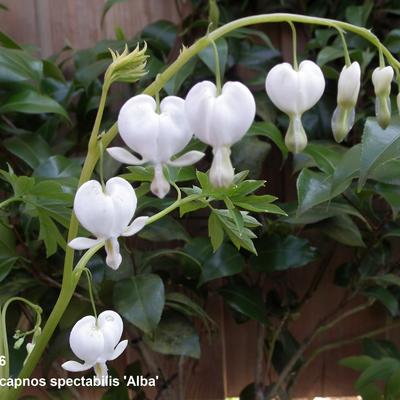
[141, 20, 177, 53]
[114, 274, 165, 333]
[364, 287, 399, 316]
[385, 369, 400, 398]
[233, 195, 286, 215]
[373, 183, 400, 218]
[0, 31, 21, 49]
[101, 0, 128, 27]
[317, 46, 347, 66]
[356, 358, 400, 391]
[0, 90, 69, 119]
[138, 215, 190, 242]
[198, 38, 228, 76]
[369, 274, 400, 289]
[4, 134, 52, 169]
[37, 208, 67, 257]
[143, 312, 200, 358]
[358, 118, 400, 190]
[179, 200, 207, 217]
[339, 355, 375, 371]
[320, 215, 365, 247]
[219, 284, 267, 323]
[164, 57, 197, 95]
[251, 235, 316, 272]
[297, 169, 334, 214]
[75, 59, 110, 90]
[0, 48, 42, 83]
[34, 155, 80, 184]
[0, 220, 18, 282]
[247, 121, 287, 158]
[208, 211, 224, 251]
[303, 142, 345, 175]
[199, 243, 244, 285]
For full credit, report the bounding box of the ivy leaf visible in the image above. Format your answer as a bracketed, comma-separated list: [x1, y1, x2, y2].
[199, 243, 244, 285]
[358, 118, 400, 190]
[143, 312, 200, 358]
[219, 283, 267, 323]
[114, 274, 165, 333]
[251, 234, 317, 272]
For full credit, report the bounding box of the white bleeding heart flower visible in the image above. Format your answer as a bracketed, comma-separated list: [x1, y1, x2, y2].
[185, 80, 256, 188]
[372, 66, 394, 129]
[62, 310, 128, 380]
[108, 94, 204, 199]
[265, 60, 325, 153]
[331, 61, 361, 143]
[68, 177, 148, 270]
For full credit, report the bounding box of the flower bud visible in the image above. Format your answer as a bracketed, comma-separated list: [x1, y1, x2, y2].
[68, 177, 148, 269]
[185, 80, 255, 187]
[62, 311, 128, 380]
[372, 66, 394, 129]
[337, 62, 361, 108]
[265, 60, 325, 153]
[108, 94, 204, 198]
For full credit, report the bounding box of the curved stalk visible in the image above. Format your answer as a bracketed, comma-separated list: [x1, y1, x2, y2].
[7, 12, 400, 399]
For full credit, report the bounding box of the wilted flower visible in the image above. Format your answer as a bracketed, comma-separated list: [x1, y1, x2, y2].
[331, 61, 361, 142]
[185, 80, 256, 188]
[62, 311, 127, 380]
[108, 94, 204, 198]
[372, 66, 394, 129]
[265, 60, 325, 153]
[68, 177, 148, 270]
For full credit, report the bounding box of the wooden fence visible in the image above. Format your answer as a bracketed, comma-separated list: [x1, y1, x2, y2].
[1, 1, 400, 399]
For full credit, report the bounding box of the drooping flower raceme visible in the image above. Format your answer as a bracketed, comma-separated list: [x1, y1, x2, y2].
[331, 61, 361, 143]
[68, 177, 148, 270]
[372, 66, 394, 129]
[265, 61, 325, 153]
[108, 94, 204, 199]
[185, 81, 256, 188]
[62, 310, 128, 380]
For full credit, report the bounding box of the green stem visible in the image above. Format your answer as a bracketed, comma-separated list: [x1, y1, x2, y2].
[0, 297, 42, 379]
[211, 40, 222, 94]
[83, 269, 98, 319]
[0, 197, 20, 210]
[288, 21, 298, 70]
[9, 12, 400, 398]
[337, 27, 351, 67]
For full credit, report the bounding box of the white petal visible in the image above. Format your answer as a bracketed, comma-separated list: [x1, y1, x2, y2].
[73, 180, 115, 239]
[97, 310, 124, 358]
[209, 146, 234, 188]
[157, 96, 193, 162]
[107, 147, 146, 165]
[105, 238, 122, 270]
[105, 177, 137, 237]
[69, 316, 104, 365]
[337, 62, 361, 106]
[62, 360, 93, 372]
[372, 66, 394, 96]
[168, 150, 204, 167]
[109, 340, 128, 361]
[265, 61, 325, 115]
[150, 164, 170, 199]
[185, 81, 256, 147]
[123, 216, 149, 237]
[118, 94, 160, 162]
[68, 237, 103, 250]
[94, 362, 108, 380]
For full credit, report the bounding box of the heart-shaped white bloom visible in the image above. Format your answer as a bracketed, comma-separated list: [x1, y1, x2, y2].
[331, 62, 361, 143]
[62, 310, 128, 380]
[372, 66, 394, 129]
[68, 177, 148, 270]
[108, 94, 204, 198]
[185, 81, 256, 187]
[265, 60, 325, 153]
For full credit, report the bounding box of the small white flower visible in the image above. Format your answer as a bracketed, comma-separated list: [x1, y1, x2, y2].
[265, 60, 325, 153]
[108, 94, 204, 199]
[62, 310, 128, 380]
[331, 62, 361, 143]
[185, 80, 256, 188]
[372, 66, 394, 129]
[68, 177, 148, 270]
